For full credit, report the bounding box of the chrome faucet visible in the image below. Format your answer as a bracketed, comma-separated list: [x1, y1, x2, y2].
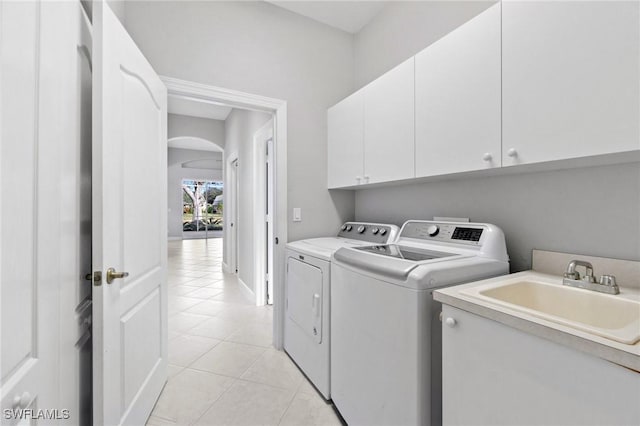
[562, 259, 619, 295]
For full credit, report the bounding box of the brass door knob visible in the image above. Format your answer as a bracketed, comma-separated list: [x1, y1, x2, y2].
[106, 268, 129, 284]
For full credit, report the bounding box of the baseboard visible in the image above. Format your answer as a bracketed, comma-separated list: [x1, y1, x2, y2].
[237, 277, 256, 304]
[222, 261, 232, 274]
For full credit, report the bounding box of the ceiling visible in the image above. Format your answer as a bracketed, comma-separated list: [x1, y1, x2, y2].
[168, 95, 232, 121]
[266, 1, 388, 34]
[168, 137, 223, 152]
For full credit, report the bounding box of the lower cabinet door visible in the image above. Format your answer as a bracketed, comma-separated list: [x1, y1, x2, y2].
[442, 306, 640, 426]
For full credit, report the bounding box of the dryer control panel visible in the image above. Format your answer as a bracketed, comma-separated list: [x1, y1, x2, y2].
[337, 222, 399, 244]
[400, 221, 485, 246]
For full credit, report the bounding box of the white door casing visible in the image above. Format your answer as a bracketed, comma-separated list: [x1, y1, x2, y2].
[59, 3, 94, 425]
[160, 77, 288, 349]
[92, 3, 168, 425]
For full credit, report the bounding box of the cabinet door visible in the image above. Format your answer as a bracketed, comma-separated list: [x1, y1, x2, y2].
[442, 306, 640, 426]
[502, 1, 640, 166]
[327, 91, 364, 188]
[364, 58, 415, 184]
[415, 4, 501, 177]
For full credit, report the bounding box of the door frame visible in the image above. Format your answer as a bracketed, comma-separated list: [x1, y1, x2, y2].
[253, 120, 274, 306]
[161, 76, 288, 349]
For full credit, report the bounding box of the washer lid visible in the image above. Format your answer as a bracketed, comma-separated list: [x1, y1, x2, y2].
[333, 246, 462, 280]
[287, 237, 369, 260]
[354, 244, 455, 261]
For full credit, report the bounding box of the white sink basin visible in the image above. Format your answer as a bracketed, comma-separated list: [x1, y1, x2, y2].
[461, 279, 640, 345]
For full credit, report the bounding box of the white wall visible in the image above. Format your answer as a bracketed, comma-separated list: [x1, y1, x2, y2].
[356, 163, 640, 272]
[124, 1, 356, 244]
[351, 1, 640, 271]
[106, 0, 126, 25]
[354, 1, 495, 89]
[167, 148, 223, 239]
[223, 108, 272, 292]
[168, 114, 225, 148]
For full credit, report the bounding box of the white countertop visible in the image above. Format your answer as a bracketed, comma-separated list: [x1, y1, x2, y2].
[434, 271, 640, 371]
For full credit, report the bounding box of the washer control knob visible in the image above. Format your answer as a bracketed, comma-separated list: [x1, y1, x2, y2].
[371, 227, 379, 235]
[379, 228, 387, 236]
[427, 225, 440, 237]
[346, 225, 353, 232]
[357, 225, 366, 234]
[340, 224, 347, 231]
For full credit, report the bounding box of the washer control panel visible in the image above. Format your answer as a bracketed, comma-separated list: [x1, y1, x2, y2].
[337, 222, 397, 243]
[400, 221, 485, 246]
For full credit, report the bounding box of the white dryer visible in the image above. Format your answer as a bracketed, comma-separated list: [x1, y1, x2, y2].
[330, 220, 509, 426]
[285, 222, 399, 399]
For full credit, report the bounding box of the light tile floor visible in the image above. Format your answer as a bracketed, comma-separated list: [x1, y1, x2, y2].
[148, 239, 342, 426]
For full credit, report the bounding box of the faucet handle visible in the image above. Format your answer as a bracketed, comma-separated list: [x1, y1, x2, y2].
[599, 275, 617, 287]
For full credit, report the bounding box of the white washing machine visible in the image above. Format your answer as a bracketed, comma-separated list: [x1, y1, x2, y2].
[284, 222, 399, 399]
[330, 220, 509, 426]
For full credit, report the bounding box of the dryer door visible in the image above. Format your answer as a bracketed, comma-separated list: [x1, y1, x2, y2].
[287, 257, 323, 344]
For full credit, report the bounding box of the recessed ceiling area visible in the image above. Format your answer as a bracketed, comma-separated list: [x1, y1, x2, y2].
[168, 136, 223, 152]
[168, 95, 232, 121]
[266, 1, 388, 34]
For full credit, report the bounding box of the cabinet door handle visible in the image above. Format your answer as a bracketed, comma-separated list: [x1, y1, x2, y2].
[445, 317, 457, 328]
[364, 175, 370, 183]
[482, 153, 492, 162]
[507, 148, 518, 158]
[355, 176, 362, 184]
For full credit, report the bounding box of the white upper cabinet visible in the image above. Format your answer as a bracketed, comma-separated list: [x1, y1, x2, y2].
[502, 1, 640, 166]
[364, 57, 415, 184]
[327, 90, 364, 188]
[415, 4, 501, 177]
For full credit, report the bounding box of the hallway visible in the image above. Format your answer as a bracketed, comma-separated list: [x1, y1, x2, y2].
[148, 239, 341, 425]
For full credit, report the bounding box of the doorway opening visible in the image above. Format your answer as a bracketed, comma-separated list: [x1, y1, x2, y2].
[163, 76, 287, 348]
[181, 179, 224, 239]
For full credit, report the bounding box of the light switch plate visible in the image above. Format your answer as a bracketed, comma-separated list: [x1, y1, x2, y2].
[293, 208, 302, 222]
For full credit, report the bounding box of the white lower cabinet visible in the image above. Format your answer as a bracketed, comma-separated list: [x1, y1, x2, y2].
[441, 305, 640, 426]
[502, 0, 640, 166]
[415, 3, 501, 177]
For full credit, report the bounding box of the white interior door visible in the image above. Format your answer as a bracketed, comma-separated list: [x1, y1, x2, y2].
[266, 138, 274, 305]
[92, 3, 168, 425]
[1, 1, 59, 421]
[229, 158, 239, 274]
[253, 120, 274, 306]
